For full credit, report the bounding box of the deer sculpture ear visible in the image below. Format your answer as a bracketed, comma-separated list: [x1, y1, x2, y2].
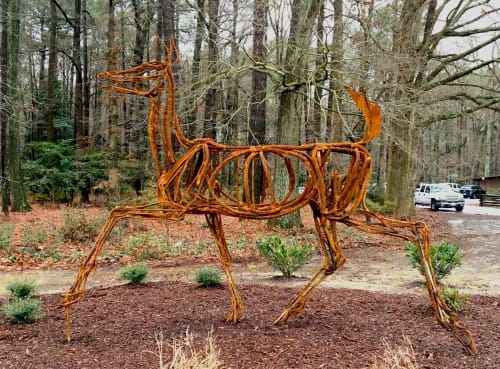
[345, 87, 383, 144]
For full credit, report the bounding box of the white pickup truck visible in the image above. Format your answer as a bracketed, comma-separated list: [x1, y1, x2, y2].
[414, 183, 464, 212]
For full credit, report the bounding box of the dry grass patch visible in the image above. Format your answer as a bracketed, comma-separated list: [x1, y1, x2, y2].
[154, 329, 223, 369]
[370, 336, 419, 369]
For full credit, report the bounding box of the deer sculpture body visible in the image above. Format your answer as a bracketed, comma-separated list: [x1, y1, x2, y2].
[61, 41, 476, 355]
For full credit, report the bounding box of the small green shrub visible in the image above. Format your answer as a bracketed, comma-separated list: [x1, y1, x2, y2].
[6, 280, 36, 299]
[125, 231, 171, 261]
[21, 224, 51, 248]
[268, 216, 298, 229]
[406, 241, 463, 281]
[2, 298, 43, 324]
[194, 268, 222, 288]
[257, 234, 313, 278]
[365, 198, 395, 215]
[0, 223, 14, 250]
[120, 263, 149, 283]
[60, 208, 109, 243]
[442, 287, 470, 312]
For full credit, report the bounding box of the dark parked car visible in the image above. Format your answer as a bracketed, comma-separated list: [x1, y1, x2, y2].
[459, 184, 486, 199]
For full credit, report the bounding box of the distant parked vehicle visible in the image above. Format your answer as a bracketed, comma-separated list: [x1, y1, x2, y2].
[459, 185, 486, 199]
[415, 183, 464, 212]
[443, 183, 461, 192]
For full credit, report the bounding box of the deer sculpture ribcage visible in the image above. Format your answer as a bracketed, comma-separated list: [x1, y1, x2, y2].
[60, 40, 476, 355]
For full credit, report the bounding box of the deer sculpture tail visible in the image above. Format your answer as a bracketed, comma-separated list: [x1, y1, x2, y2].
[345, 87, 383, 145]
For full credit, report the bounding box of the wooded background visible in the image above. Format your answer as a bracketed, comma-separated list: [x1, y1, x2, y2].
[0, 0, 498, 220]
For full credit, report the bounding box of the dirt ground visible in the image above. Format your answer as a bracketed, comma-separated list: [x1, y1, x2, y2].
[0, 205, 499, 368]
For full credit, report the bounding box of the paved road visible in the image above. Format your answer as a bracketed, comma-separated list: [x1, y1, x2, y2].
[417, 199, 500, 216]
[463, 199, 500, 215]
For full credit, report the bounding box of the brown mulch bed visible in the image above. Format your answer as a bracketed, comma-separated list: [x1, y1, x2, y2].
[0, 281, 498, 369]
[1, 205, 498, 368]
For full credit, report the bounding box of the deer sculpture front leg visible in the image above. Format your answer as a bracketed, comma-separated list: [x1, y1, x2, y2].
[275, 206, 346, 324]
[60, 202, 187, 341]
[205, 213, 245, 322]
[344, 210, 477, 355]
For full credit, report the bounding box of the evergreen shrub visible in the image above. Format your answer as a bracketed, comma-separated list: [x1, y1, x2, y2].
[442, 287, 470, 312]
[194, 268, 222, 288]
[120, 263, 149, 283]
[406, 241, 463, 281]
[6, 280, 36, 299]
[257, 234, 313, 278]
[2, 298, 43, 324]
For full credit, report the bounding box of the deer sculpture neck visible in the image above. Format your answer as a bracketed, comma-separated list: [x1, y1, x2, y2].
[98, 41, 191, 177]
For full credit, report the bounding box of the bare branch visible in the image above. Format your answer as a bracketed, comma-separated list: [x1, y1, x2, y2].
[419, 95, 500, 127]
[426, 58, 499, 90]
[425, 33, 500, 85]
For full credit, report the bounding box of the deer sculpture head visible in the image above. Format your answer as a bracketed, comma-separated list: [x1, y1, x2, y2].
[97, 40, 190, 175]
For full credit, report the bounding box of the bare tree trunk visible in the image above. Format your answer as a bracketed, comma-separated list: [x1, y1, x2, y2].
[203, 0, 220, 140]
[106, 0, 118, 169]
[187, 0, 205, 137]
[0, 0, 8, 214]
[73, 0, 85, 148]
[82, 0, 90, 148]
[248, 0, 268, 203]
[308, 0, 324, 143]
[132, 0, 152, 66]
[329, 0, 344, 146]
[386, 113, 417, 219]
[7, 0, 29, 211]
[160, 0, 176, 43]
[271, 0, 321, 228]
[385, 0, 424, 219]
[131, 0, 153, 196]
[227, 0, 239, 141]
[158, 0, 178, 156]
[46, 0, 57, 142]
[484, 117, 492, 177]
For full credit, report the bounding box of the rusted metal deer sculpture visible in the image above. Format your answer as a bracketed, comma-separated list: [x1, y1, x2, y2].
[61, 40, 476, 354]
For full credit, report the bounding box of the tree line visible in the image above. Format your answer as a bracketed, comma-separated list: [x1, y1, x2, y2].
[0, 0, 498, 222]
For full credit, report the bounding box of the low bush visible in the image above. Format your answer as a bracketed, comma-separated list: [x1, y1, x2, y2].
[257, 234, 313, 278]
[442, 286, 470, 312]
[0, 223, 14, 250]
[6, 280, 36, 299]
[120, 263, 149, 283]
[2, 298, 43, 324]
[60, 208, 108, 243]
[194, 268, 222, 288]
[126, 231, 172, 261]
[406, 241, 463, 281]
[21, 224, 51, 248]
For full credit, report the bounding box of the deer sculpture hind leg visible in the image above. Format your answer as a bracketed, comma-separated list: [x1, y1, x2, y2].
[205, 213, 245, 322]
[274, 206, 346, 324]
[60, 202, 187, 341]
[344, 210, 477, 355]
